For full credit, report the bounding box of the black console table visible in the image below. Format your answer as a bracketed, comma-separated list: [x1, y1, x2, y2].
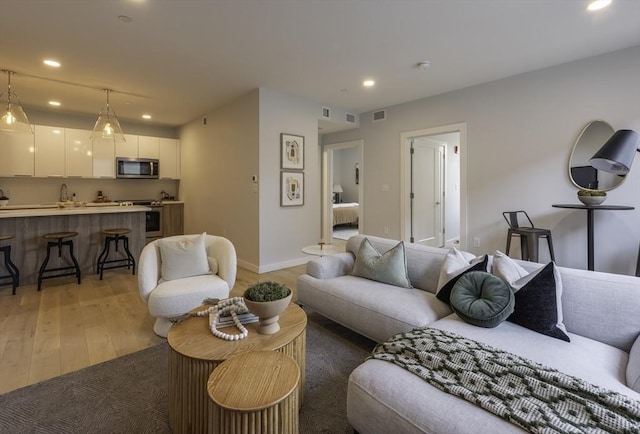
[552, 204, 635, 271]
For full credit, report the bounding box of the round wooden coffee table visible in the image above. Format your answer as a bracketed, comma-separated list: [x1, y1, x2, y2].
[167, 302, 307, 434]
[207, 351, 300, 434]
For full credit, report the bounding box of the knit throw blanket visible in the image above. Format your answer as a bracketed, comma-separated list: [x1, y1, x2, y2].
[370, 327, 640, 433]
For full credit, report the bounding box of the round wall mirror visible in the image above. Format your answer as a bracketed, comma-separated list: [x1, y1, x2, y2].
[569, 120, 626, 191]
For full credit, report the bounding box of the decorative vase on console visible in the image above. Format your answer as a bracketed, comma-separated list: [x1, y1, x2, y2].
[0, 189, 8, 207]
[243, 281, 293, 335]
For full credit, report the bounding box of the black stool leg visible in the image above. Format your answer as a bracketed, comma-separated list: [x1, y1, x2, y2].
[123, 236, 136, 275]
[0, 245, 19, 295]
[38, 242, 55, 291]
[66, 240, 81, 284]
[519, 236, 530, 261]
[97, 236, 112, 279]
[96, 236, 110, 274]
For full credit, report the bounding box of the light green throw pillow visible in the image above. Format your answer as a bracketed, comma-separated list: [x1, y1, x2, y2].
[351, 238, 412, 288]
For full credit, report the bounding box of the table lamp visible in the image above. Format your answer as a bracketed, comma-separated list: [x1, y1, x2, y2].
[589, 129, 640, 276]
[333, 184, 343, 203]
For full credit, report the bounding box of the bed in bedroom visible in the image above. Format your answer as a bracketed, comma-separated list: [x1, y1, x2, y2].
[333, 202, 359, 226]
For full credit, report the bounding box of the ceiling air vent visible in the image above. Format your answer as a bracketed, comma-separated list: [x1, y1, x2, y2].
[345, 113, 356, 124]
[322, 107, 331, 119]
[372, 109, 386, 122]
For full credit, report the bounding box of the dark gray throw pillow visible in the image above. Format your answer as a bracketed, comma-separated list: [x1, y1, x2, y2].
[450, 271, 515, 328]
[506, 262, 570, 342]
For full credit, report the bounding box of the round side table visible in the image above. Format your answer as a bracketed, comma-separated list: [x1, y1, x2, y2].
[167, 303, 307, 434]
[207, 351, 299, 434]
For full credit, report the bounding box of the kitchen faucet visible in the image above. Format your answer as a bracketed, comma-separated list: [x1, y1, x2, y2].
[60, 183, 68, 202]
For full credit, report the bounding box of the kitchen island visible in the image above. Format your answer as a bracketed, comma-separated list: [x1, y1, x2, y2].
[0, 205, 148, 286]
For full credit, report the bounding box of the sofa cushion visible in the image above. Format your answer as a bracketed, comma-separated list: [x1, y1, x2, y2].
[158, 232, 211, 281]
[450, 271, 514, 328]
[352, 237, 412, 288]
[493, 252, 569, 342]
[436, 247, 488, 304]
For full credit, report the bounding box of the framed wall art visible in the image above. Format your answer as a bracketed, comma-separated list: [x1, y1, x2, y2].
[281, 171, 304, 206]
[281, 133, 304, 170]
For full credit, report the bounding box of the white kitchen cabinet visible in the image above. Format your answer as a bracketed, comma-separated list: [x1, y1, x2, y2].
[92, 139, 115, 178]
[138, 136, 160, 159]
[115, 134, 139, 158]
[0, 129, 35, 176]
[65, 128, 93, 177]
[35, 125, 66, 177]
[159, 138, 180, 179]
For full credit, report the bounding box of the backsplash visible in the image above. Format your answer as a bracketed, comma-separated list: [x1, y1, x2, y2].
[0, 177, 179, 205]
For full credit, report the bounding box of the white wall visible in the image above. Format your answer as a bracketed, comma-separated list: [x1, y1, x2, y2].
[322, 46, 640, 275]
[179, 90, 260, 268]
[258, 88, 321, 272]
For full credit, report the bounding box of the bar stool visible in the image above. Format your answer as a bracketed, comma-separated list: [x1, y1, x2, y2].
[0, 235, 20, 295]
[96, 228, 136, 280]
[502, 211, 555, 263]
[38, 231, 82, 291]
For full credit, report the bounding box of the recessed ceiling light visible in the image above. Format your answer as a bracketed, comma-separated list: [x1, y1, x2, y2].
[587, 0, 611, 11]
[118, 15, 133, 23]
[43, 59, 61, 67]
[363, 80, 375, 87]
[48, 101, 61, 106]
[416, 61, 431, 70]
[142, 114, 152, 120]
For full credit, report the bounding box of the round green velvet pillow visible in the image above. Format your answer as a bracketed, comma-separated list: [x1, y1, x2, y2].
[450, 271, 514, 328]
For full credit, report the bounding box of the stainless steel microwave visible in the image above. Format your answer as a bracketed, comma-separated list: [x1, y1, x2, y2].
[116, 158, 159, 179]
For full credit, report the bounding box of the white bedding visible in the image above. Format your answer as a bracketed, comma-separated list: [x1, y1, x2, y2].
[333, 202, 359, 226]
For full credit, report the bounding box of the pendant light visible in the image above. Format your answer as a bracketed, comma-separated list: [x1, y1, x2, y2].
[0, 70, 33, 134]
[90, 88, 125, 142]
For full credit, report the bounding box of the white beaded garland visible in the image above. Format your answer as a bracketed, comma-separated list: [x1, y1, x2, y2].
[193, 297, 250, 341]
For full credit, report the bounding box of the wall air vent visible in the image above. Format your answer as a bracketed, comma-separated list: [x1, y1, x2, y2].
[372, 109, 386, 122]
[322, 107, 331, 119]
[345, 113, 356, 124]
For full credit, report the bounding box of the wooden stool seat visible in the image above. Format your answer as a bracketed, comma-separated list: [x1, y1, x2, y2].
[102, 228, 131, 236]
[38, 231, 81, 291]
[43, 231, 79, 240]
[96, 228, 135, 280]
[207, 351, 299, 433]
[0, 234, 19, 295]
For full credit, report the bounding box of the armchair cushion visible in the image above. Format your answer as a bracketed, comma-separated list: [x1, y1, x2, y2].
[147, 274, 230, 318]
[158, 232, 210, 281]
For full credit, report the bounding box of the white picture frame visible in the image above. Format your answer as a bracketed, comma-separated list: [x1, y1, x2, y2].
[281, 171, 304, 207]
[281, 133, 304, 170]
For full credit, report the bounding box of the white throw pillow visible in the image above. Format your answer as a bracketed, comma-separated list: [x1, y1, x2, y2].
[436, 247, 488, 304]
[627, 333, 640, 393]
[159, 233, 211, 281]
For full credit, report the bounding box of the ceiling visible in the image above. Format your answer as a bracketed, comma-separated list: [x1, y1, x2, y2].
[1, 0, 639, 131]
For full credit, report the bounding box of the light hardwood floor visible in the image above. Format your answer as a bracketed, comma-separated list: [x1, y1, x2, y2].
[0, 264, 307, 395]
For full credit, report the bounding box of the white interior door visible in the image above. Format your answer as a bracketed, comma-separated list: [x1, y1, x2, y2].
[411, 139, 445, 247]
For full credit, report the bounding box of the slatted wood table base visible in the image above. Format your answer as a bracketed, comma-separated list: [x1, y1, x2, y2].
[167, 303, 307, 434]
[207, 351, 299, 434]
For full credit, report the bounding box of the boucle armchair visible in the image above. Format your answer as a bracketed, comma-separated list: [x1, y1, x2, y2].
[138, 233, 237, 337]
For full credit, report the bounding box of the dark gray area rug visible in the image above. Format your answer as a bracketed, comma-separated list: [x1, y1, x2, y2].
[0, 309, 375, 434]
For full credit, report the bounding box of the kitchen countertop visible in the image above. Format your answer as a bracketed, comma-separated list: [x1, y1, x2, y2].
[0, 205, 150, 219]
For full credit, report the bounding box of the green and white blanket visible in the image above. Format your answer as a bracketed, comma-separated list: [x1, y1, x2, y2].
[370, 327, 640, 434]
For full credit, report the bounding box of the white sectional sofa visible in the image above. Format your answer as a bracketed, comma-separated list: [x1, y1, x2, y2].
[297, 235, 640, 433]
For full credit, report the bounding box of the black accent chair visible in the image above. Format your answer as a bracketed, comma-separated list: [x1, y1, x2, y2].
[502, 211, 555, 263]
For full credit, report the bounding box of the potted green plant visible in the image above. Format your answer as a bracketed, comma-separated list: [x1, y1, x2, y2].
[243, 281, 292, 334]
[577, 189, 606, 206]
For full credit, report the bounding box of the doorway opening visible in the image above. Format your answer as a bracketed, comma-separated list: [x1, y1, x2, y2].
[321, 140, 364, 244]
[400, 124, 467, 250]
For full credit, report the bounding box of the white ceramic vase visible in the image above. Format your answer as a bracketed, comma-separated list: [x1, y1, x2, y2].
[243, 292, 293, 334]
